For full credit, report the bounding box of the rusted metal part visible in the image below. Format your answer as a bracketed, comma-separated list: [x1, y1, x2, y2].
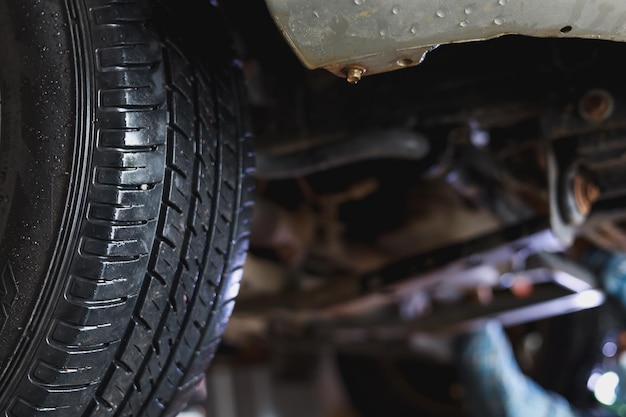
[319, 253, 602, 340]
[241, 168, 604, 342]
[362, 217, 555, 291]
[573, 174, 600, 217]
[245, 179, 507, 312]
[237, 266, 602, 343]
[344, 66, 366, 84]
[579, 89, 615, 123]
[265, 0, 626, 78]
[548, 123, 626, 247]
[236, 217, 557, 317]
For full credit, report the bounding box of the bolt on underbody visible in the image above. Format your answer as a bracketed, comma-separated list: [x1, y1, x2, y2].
[344, 66, 366, 84]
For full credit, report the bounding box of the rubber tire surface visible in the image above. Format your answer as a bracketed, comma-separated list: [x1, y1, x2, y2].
[0, 0, 254, 416]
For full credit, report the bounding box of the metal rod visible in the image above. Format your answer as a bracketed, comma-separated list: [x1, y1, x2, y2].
[255, 129, 429, 179]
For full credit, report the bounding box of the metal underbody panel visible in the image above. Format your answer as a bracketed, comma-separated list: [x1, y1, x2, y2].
[265, 0, 626, 78]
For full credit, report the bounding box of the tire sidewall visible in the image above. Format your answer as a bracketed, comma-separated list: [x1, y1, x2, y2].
[0, 0, 76, 383]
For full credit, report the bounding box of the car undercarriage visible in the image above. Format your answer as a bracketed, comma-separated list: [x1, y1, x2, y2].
[2, 0, 626, 415]
[217, 5, 626, 412]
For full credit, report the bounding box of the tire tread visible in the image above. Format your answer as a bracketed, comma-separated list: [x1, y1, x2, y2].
[6, 0, 252, 416]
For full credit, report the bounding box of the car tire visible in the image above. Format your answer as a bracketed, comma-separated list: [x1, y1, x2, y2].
[0, 0, 254, 415]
